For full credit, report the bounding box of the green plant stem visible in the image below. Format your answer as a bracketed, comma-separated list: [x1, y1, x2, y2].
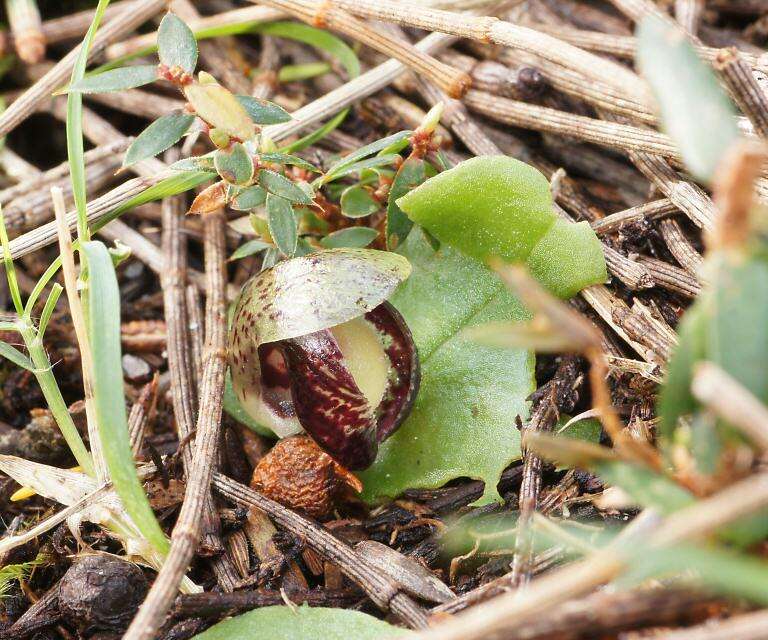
[17, 320, 94, 476]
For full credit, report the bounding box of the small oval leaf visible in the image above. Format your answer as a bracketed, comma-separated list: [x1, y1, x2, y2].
[184, 81, 256, 141]
[322, 130, 412, 184]
[214, 143, 254, 185]
[123, 113, 194, 167]
[260, 170, 313, 204]
[158, 13, 198, 74]
[259, 152, 320, 173]
[320, 226, 378, 248]
[189, 181, 227, 215]
[266, 193, 298, 257]
[230, 239, 272, 261]
[341, 184, 379, 218]
[70, 65, 157, 94]
[231, 185, 267, 211]
[235, 95, 292, 125]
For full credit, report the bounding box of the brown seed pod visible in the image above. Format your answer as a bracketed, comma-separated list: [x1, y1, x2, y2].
[251, 435, 363, 519]
[230, 249, 420, 471]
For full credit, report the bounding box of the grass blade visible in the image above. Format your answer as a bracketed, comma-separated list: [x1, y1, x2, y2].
[67, 0, 111, 241]
[82, 240, 169, 554]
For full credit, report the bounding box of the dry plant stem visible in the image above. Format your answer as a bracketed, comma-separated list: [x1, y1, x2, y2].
[716, 48, 768, 139]
[185, 284, 205, 389]
[0, 139, 128, 206]
[652, 608, 768, 640]
[532, 23, 768, 77]
[591, 199, 677, 235]
[306, 0, 648, 102]
[478, 588, 718, 640]
[5, 156, 120, 236]
[250, 0, 471, 97]
[5, 0, 44, 64]
[159, 180, 238, 592]
[0, 0, 167, 138]
[51, 186, 107, 483]
[692, 362, 768, 451]
[658, 218, 704, 275]
[463, 91, 681, 160]
[500, 47, 656, 125]
[623, 148, 716, 230]
[85, 90, 185, 122]
[510, 382, 563, 586]
[104, 6, 286, 60]
[175, 589, 359, 618]
[212, 474, 429, 628]
[580, 285, 672, 364]
[382, 23, 501, 155]
[636, 256, 701, 297]
[125, 210, 229, 640]
[1, 1, 131, 52]
[128, 378, 157, 456]
[252, 35, 280, 99]
[406, 472, 768, 640]
[98, 218, 211, 295]
[675, 0, 704, 34]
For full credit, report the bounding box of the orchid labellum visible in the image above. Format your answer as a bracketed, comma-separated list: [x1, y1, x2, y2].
[229, 249, 419, 472]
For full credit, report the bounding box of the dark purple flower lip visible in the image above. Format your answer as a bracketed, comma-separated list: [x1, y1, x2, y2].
[246, 303, 418, 470]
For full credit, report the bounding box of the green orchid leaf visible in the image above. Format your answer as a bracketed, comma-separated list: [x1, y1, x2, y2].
[320, 226, 378, 248]
[359, 228, 535, 505]
[637, 16, 740, 183]
[214, 143, 254, 185]
[386, 157, 426, 250]
[235, 95, 292, 125]
[69, 65, 157, 93]
[158, 13, 198, 74]
[260, 170, 313, 204]
[340, 185, 379, 218]
[123, 113, 194, 167]
[266, 193, 298, 257]
[396, 156, 607, 298]
[192, 605, 407, 640]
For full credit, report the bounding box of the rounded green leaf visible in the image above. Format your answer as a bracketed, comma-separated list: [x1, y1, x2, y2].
[397, 156, 554, 263]
[69, 65, 157, 94]
[341, 184, 379, 218]
[266, 193, 298, 257]
[158, 13, 198, 74]
[214, 143, 254, 185]
[192, 606, 406, 640]
[320, 227, 378, 248]
[359, 228, 534, 505]
[123, 113, 194, 167]
[235, 95, 292, 125]
[526, 219, 607, 298]
[260, 169, 313, 204]
[184, 81, 255, 141]
[396, 156, 606, 297]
